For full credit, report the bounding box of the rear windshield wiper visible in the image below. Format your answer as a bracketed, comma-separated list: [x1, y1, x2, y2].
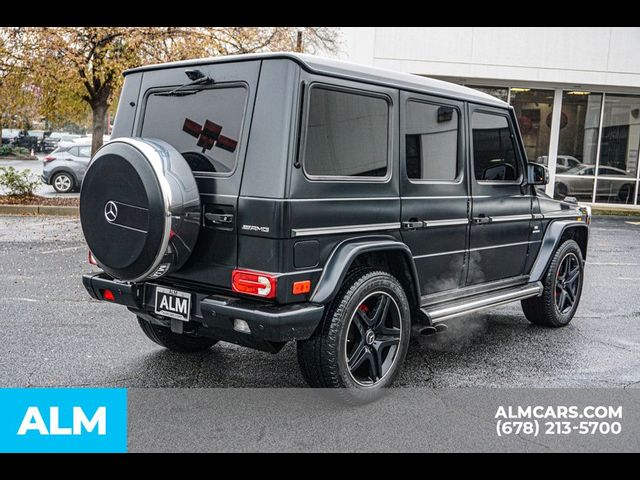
[156, 69, 215, 97]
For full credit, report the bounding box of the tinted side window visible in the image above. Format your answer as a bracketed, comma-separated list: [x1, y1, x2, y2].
[472, 112, 518, 181]
[141, 86, 247, 174]
[406, 101, 458, 181]
[304, 87, 389, 178]
[78, 146, 91, 158]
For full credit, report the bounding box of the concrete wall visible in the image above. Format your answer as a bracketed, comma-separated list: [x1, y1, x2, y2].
[337, 28, 640, 91]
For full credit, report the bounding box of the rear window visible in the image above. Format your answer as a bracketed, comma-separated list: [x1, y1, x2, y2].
[141, 85, 248, 174]
[303, 86, 389, 179]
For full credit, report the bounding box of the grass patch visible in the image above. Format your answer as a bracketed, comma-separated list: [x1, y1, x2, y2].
[591, 207, 640, 217]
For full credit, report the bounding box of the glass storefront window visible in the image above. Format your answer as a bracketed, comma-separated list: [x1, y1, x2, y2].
[594, 176, 636, 204]
[557, 92, 602, 170]
[592, 94, 640, 205]
[554, 167, 595, 203]
[459, 83, 640, 206]
[509, 88, 555, 165]
[554, 91, 603, 201]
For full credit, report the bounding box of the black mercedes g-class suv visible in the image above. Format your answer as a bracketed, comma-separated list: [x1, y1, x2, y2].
[80, 53, 590, 402]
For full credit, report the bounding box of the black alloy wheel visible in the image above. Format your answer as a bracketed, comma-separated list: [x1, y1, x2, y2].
[297, 269, 411, 404]
[554, 252, 581, 315]
[521, 239, 584, 327]
[345, 291, 402, 386]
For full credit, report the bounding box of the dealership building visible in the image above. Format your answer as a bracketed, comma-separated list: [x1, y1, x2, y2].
[337, 27, 640, 207]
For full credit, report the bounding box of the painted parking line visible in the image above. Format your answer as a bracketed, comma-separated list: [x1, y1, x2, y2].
[25, 219, 77, 228]
[41, 245, 85, 254]
[587, 262, 640, 266]
[624, 221, 640, 226]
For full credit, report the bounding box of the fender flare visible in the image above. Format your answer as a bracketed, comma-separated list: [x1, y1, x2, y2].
[309, 236, 421, 305]
[529, 220, 589, 282]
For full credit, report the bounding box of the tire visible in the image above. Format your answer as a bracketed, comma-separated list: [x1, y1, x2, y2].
[80, 138, 200, 282]
[136, 316, 218, 352]
[521, 239, 584, 327]
[618, 183, 633, 203]
[297, 269, 411, 404]
[52, 172, 74, 193]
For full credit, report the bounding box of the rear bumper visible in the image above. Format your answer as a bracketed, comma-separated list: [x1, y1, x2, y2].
[82, 273, 325, 352]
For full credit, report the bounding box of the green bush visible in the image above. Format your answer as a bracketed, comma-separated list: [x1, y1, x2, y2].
[0, 145, 31, 157]
[0, 166, 41, 196]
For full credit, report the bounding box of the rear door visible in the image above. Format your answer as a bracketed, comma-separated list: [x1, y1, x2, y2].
[132, 60, 261, 288]
[467, 105, 533, 285]
[399, 92, 469, 296]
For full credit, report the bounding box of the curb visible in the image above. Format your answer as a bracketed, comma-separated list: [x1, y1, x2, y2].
[0, 204, 79, 216]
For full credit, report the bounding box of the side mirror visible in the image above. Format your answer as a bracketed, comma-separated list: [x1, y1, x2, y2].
[527, 162, 548, 185]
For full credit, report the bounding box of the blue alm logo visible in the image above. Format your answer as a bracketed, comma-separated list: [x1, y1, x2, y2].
[0, 388, 127, 453]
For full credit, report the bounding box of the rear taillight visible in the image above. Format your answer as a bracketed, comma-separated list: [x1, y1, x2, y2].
[88, 250, 97, 265]
[43, 156, 56, 163]
[232, 269, 277, 299]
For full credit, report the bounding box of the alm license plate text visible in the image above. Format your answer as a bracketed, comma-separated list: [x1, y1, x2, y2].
[154, 286, 191, 322]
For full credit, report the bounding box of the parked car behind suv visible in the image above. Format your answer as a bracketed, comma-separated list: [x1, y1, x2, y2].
[536, 154, 583, 173]
[42, 132, 64, 152]
[11, 130, 39, 152]
[79, 53, 591, 403]
[555, 165, 636, 203]
[42, 140, 92, 193]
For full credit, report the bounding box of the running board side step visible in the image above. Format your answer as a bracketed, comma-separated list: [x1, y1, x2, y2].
[421, 282, 543, 323]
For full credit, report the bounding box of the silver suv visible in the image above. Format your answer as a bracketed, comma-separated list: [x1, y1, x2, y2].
[42, 141, 92, 193]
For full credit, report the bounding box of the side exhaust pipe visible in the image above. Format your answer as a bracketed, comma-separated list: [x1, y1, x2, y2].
[412, 324, 448, 336]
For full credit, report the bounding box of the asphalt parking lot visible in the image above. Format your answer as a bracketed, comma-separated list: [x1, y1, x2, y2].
[0, 215, 638, 389]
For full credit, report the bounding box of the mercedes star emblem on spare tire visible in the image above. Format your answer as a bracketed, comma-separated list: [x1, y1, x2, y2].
[104, 201, 118, 223]
[80, 138, 201, 282]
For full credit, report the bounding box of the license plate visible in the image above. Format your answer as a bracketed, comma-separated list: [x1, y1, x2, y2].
[154, 286, 191, 322]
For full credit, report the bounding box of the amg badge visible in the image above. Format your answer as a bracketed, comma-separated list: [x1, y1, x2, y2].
[241, 224, 270, 233]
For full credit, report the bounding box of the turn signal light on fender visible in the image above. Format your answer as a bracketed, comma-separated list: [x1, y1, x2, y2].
[231, 269, 277, 299]
[292, 280, 311, 295]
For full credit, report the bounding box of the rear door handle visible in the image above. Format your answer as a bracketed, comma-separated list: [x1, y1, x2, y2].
[205, 213, 234, 224]
[402, 220, 424, 230]
[472, 215, 492, 224]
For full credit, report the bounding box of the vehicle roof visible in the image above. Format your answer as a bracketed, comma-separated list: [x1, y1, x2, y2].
[124, 52, 508, 108]
[58, 138, 92, 148]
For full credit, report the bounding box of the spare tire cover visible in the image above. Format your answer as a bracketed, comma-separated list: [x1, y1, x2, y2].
[80, 138, 201, 282]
